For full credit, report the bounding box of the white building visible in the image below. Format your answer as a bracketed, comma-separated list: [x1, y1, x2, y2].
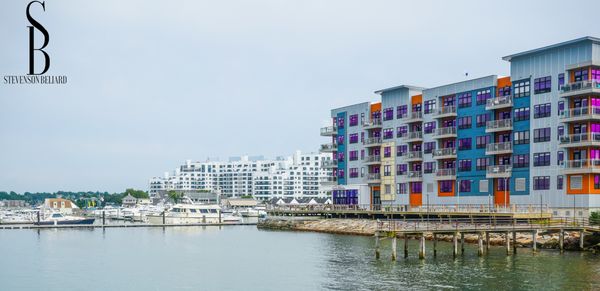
[149, 151, 333, 200]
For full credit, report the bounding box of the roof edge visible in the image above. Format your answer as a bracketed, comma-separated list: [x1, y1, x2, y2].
[502, 36, 600, 62]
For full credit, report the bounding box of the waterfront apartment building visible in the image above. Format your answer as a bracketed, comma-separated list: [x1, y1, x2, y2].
[321, 37, 600, 217]
[149, 151, 333, 200]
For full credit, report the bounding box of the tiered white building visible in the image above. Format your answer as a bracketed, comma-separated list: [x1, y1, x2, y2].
[149, 151, 333, 200]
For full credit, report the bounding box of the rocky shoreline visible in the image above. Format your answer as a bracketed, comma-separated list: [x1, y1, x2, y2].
[258, 218, 600, 252]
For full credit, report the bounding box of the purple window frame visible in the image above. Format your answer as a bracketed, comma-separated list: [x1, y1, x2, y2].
[424, 100, 436, 114]
[458, 116, 472, 129]
[458, 138, 472, 150]
[424, 162, 435, 174]
[513, 154, 529, 168]
[459, 180, 471, 192]
[384, 146, 391, 158]
[383, 128, 394, 140]
[533, 176, 550, 190]
[458, 92, 472, 108]
[424, 142, 435, 154]
[476, 89, 491, 105]
[439, 181, 453, 193]
[534, 103, 551, 118]
[349, 133, 358, 144]
[534, 76, 552, 94]
[534, 128, 551, 143]
[349, 150, 358, 161]
[396, 105, 408, 119]
[397, 126, 408, 138]
[424, 122, 436, 134]
[533, 152, 551, 167]
[349, 168, 358, 178]
[410, 182, 422, 193]
[383, 108, 394, 121]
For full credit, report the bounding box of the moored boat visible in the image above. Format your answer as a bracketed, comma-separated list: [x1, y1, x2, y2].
[147, 203, 221, 224]
[34, 212, 95, 225]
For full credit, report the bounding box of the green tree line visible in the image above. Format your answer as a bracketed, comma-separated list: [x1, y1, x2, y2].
[0, 189, 149, 208]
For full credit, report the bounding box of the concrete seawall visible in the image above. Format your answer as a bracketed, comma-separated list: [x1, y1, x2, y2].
[258, 217, 600, 251]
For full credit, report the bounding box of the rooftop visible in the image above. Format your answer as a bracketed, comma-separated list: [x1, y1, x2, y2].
[502, 36, 600, 62]
[374, 85, 426, 95]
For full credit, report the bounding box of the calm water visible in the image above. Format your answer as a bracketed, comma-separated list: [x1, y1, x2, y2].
[1, 226, 599, 290]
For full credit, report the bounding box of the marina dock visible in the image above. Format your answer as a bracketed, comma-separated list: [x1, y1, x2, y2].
[0, 222, 257, 230]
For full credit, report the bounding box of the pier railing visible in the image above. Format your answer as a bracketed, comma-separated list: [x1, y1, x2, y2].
[267, 203, 550, 214]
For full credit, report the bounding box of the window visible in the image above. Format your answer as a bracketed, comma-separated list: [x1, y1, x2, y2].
[383, 107, 394, 121]
[534, 103, 551, 118]
[384, 165, 391, 176]
[349, 114, 358, 126]
[440, 181, 453, 193]
[498, 86, 511, 96]
[337, 152, 344, 162]
[515, 178, 526, 191]
[476, 158, 490, 171]
[396, 126, 407, 138]
[459, 180, 471, 192]
[396, 145, 407, 156]
[337, 117, 345, 128]
[424, 122, 436, 134]
[423, 142, 435, 154]
[385, 184, 391, 194]
[458, 116, 472, 129]
[476, 135, 491, 149]
[557, 151, 564, 165]
[397, 105, 408, 119]
[458, 92, 472, 108]
[558, 73, 565, 90]
[337, 135, 344, 145]
[338, 169, 345, 178]
[534, 128, 551, 143]
[593, 69, 600, 81]
[533, 176, 550, 190]
[533, 152, 551, 167]
[396, 164, 407, 175]
[383, 128, 394, 139]
[458, 159, 472, 172]
[514, 130, 530, 145]
[534, 76, 552, 94]
[349, 150, 358, 161]
[397, 183, 407, 194]
[558, 101, 565, 115]
[557, 126, 564, 141]
[424, 100, 436, 114]
[513, 154, 529, 168]
[476, 89, 491, 105]
[514, 79, 531, 98]
[424, 162, 435, 174]
[384, 146, 391, 158]
[557, 175, 563, 190]
[458, 138, 472, 150]
[570, 175, 583, 190]
[349, 168, 358, 178]
[476, 113, 490, 127]
[574, 68, 588, 82]
[349, 133, 358, 144]
[514, 107, 530, 121]
[595, 175, 600, 189]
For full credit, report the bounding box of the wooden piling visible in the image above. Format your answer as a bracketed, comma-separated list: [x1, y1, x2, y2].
[532, 229, 538, 252]
[375, 234, 380, 260]
[419, 233, 426, 260]
[433, 233, 437, 257]
[485, 231, 490, 251]
[391, 236, 397, 261]
[404, 234, 409, 258]
[559, 229, 564, 253]
[452, 232, 458, 258]
[580, 231, 585, 250]
[505, 231, 510, 255]
[478, 232, 484, 256]
[460, 232, 465, 255]
[512, 231, 517, 254]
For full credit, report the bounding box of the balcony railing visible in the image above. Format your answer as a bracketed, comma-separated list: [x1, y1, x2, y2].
[485, 118, 512, 132]
[485, 95, 513, 110]
[319, 143, 338, 152]
[559, 106, 600, 122]
[563, 159, 600, 174]
[486, 165, 512, 178]
[485, 142, 512, 155]
[363, 118, 383, 128]
[559, 133, 600, 147]
[363, 137, 382, 146]
[363, 155, 381, 164]
[320, 126, 337, 136]
[432, 147, 457, 159]
[434, 127, 457, 138]
[405, 171, 423, 181]
[404, 131, 423, 141]
[405, 151, 423, 161]
[434, 106, 457, 118]
[560, 80, 600, 96]
[404, 111, 423, 122]
[435, 169, 456, 180]
[322, 160, 338, 168]
[367, 173, 381, 182]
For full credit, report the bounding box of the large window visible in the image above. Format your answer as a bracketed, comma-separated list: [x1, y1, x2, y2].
[349, 114, 358, 126]
[424, 142, 435, 154]
[558, 73, 565, 90]
[476, 89, 491, 105]
[514, 107, 530, 121]
[439, 181, 453, 193]
[349, 150, 358, 161]
[383, 128, 394, 140]
[459, 180, 471, 192]
[514, 130, 530, 144]
[424, 122, 436, 134]
[476, 158, 490, 171]
[534, 128, 551, 143]
[458, 159, 472, 172]
[593, 69, 600, 81]
[514, 79, 531, 98]
[384, 165, 391, 176]
[458, 116, 472, 129]
[574, 68, 588, 82]
[458, 138, 472, 150]
[534, 76, 552, 94]
[383, 107, 394, 121]
[533, 176, 550, 190]
[424, 162, 435, 174]
[476, 113, 490, 127]
[349, 133, 358, 144]
[397, 105, 408, 119]
[349, 168, 358, 178]
[476, 135, 491, 149]
[513, 154, 529, 168]
[396, 164, 407, 175]
[424, 100, 436, 114]
[534, 103, 551, 118]
[458, 92, 472, 108]
[396, 145, 407, 156]
[396, 126, 407, 138]
[384, 147, 391, 158]
[533, 152, 551, 167]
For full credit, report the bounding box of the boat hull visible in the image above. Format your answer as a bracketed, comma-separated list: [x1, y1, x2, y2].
[34, 218, 95, 225]
[147, 215, 221, 224]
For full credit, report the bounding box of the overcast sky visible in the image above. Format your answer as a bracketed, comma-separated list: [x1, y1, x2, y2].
[0, 0, 598, 193]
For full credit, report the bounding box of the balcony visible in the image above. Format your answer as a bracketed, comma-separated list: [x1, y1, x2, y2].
[560, 80, 600, 98]
[559, 133, 600, 148]
[320, 126, 337, 136]
[322, 160, 338, 169]
[559, 107, 600, 123]
[405, 171, 423, 182]
[404, 131, 423, 142]
[562, 159, 600, 174]
[319, 143, 337, 153]
[485, 142, 512, 155]
[404, 151, 423, 162]
[321, 177, 338, 185]
[434, 169, 456, 181]
[366, 173, 381, 184]
[363, 118, 383, 129]
[433, 127, 457, 139]
[485, 95, 513, 110]
[363, 155, 381, 165]
[403, 111, 423, 123]
[363, 137, 382, 147]
[434, 106, 457, 119]
[485, 118, 512, 133]
[432, 147, 457, 159]
[486, 165, 512, 178]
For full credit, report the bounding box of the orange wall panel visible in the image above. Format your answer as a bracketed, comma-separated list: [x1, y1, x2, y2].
[411, 94, 422, 105]
[370, 102, 381, 114]
[409, 193, 422, 207]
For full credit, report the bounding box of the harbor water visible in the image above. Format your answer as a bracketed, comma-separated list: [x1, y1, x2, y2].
[1, 225, 599, 290]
